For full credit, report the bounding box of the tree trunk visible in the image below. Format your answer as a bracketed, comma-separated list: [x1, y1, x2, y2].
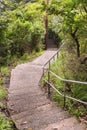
[45, 15, 48, 49]
[71, 33, 80, 57]
[83, 6, 87, 13]
[45, 0, 50, 49]
[75, 37, 80, 57]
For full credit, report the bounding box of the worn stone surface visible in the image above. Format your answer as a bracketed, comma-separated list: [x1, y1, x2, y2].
[8, 46, 86, 130]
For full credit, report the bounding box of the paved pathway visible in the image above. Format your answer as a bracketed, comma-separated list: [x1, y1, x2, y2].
[8, 46, 86, 130]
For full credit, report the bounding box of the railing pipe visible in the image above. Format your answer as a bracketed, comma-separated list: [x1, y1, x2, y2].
[43, 43, 64, 69]
[44, 79, 87, 105]
[48, 69, 50, 97]
[49, 60, 51, 70]
[43, 67, 44, 77]
[49, 70, 87, 85]
[57, 51, 58, 58]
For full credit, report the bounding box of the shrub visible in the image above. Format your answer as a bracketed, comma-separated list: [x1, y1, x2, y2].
[0, 86, 7, 100]
[0, 116, 14, 130]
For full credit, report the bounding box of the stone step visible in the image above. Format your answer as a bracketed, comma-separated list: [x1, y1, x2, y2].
[11, 103, 62, 121]
[13, 110, 69, 130]
[8, 85, 43, 97]
[32, 50, 58, 66]
[47, 39, 57, 49]
[8, 48, 86, 130]
[41, 117, 86, 130]
[8, 93, 51, 115]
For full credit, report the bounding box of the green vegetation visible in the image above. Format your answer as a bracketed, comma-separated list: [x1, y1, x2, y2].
[0, 0, 87, 125]
[11, 50, 45, 67]
[0, 116, 14, 130]
[0, 0, 45, 66]
[49, 0, 87, 57]
[45, 45, 87, 117]
[0, 86, 7, 100]
[0, 67, 10, 77]
[0, 78, 12, 130]
[42, 0, 87, 117]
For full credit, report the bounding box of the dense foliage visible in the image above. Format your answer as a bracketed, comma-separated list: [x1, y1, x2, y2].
[0, 0, 45, 65]
[45, 0, 87, 117]
[49, 0, 87, 57]
[0, 116, 14, 130]
[0, 0, 87, 119]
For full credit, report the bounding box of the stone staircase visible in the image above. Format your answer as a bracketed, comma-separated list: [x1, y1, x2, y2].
[8, 41, 86, 130]
[46, 38, 58, 50]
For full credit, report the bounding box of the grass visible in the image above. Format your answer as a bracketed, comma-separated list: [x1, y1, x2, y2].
[0, 85, 13, 130]
[0, 116, 14, 130]
[0, 67, 10, 77]
[43, 48, 87, 117]
[12, 50, 45, 67]
[0, 78, 4, 85]
[0, 86, 7, 100]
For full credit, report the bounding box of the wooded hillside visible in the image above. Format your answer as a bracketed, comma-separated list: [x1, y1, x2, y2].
[0, 0, 87, 123]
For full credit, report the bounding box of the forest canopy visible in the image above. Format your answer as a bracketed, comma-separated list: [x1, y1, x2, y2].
[0, 0, 45, 65]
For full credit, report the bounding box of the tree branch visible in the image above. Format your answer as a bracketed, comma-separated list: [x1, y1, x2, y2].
[83, 6, 87, 13]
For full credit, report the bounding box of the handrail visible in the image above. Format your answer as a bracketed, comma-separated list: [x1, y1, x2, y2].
[49, 70, 87, 85]
[42, 44, 87, 107]
[44, 79, 87, 105]
[43, 43, 64, 68]
[43, 50, 58, 67]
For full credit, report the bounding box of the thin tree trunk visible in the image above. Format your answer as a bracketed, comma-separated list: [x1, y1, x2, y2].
[45, 0, 49, 49]
[83, 6, 87, 13]
[71, 33, 80, 57]
[75, 37, 80, 57]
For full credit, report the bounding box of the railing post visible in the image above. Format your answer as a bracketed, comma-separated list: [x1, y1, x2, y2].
[64, 83, 66, 108]
[43, 66, 44, 77]
[57, 51, 58, 58]
[48, 61, 51, 98]
[49, 60, 51, 70]
[48, 70, 50, 97]
[53, 56, 55, 61]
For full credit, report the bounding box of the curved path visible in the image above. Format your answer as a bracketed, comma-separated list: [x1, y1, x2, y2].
[8, 48, 86, 130]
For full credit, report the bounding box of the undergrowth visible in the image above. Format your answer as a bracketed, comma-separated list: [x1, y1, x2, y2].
[9, 51, 45, 67]
[0, 86, 7, 100]
[44, 45, 87, 118]
[0, 116, 14, 130]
